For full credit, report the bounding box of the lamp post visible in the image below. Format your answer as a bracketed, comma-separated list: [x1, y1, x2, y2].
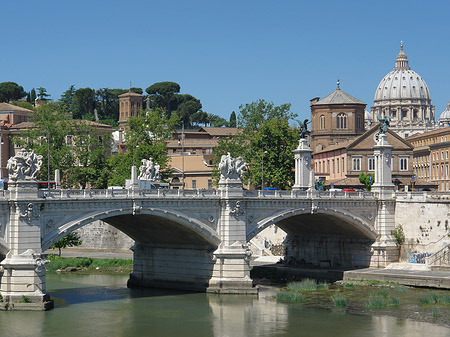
[178, 124, 185, 190]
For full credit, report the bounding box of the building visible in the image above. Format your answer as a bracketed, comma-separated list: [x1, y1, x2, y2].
[166, 127, 241, 189]
[368, 43, 435, 138]
[408, 127, 450, 191]
[310, 81, 366, 153]
[0, 103, 34, 178]
[118, 89, 143, 130]
[313, 126, 414, 188]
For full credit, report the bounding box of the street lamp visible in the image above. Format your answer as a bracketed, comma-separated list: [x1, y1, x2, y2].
[261, 148, 267, 190]
[178, 124, 185, 190]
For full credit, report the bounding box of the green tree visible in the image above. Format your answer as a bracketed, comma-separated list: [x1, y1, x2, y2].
[59, 85, 76, 111]
[212, 100, 299, 189]
[11, 101, 35, 111]
[358, 172, 374, 191]
[12, 103, 75, 184]
[36, 87, 50, 100]
[175, 94, 202, 128]
[238, 99, 295, 131]
[145, 81, 180, 117]
[229, 111, 237, 127]
[50, 232, 82, 257]
[208, 113, 228, 127]
[191, 110, 208, 126]
[72, 87, 96, 119]
[0, 82, 26, 102]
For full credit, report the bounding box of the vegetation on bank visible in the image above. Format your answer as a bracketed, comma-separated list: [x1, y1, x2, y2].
[46, 255, 133, 273]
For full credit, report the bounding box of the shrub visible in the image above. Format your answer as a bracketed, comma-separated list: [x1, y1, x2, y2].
[331, 293, 347, 308]
[277, 291, 305, 302]
[376, 289, 390, 298]
[389, 296, 400, 306]
[438, 294, 450, 305]
[318, 282, 329, 290]
[420, 293, 439, 305]
[21, 295, 31, 303]
[392, 225, 405, 245]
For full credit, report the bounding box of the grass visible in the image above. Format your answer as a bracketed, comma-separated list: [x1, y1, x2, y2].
[277, 291, 305, 303]
[394, 285, 409, 293]
[432, 308, 442, 318]
[365, 296, 387, 309]
[420, 292, 439, 305]
[388, 296, 400, 306]
[376, 289, 390, 298]
[287, 278, 329, 292]
[331, 293, 347, 308]
[46, 255, 133, 272]
[343, 283, 355, 289]
[21, 295, 31, 303]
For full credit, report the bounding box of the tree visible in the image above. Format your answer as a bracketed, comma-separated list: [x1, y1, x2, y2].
[175, 94, 202, 128]
[229, 111, 237, 127]
[72, 87, 96, 119]
[145, 81, 180, 117]
[36, 87, 50, 100]
[237, 99, 296, 131]
[359, 172, 374, 191]
[212, 100, 299, 189]
[27, 88, 37, 104]
[11, 101, 35, 111]
[12, 103, 75, 184]
[50, 232, 82, 257]
[59, 85, 76, 111]
[191, 110, 208, 126]
[208, 114, 228, 127]
[105, 108, 179, 187]
[0, 82, 26, 102]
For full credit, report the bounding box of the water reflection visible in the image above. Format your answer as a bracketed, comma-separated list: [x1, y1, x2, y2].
[0, 274, 449, 337]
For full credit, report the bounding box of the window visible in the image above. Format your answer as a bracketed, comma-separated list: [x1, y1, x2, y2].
[337, 158, 340, 173]
[368, 156, 375, 171]
[433, 152, 435, 161]
[320, 115, 325, 129]
[352, 157, 361, 171]
[337, 113, 347, 129]
[208, 180, 212, 190]
[447, 151, 448, 160]
[442, 151, 444, 160]
[399, 157, 408, 171]
[192, 180, 197, 189]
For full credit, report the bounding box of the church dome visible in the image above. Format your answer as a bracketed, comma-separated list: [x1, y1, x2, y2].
[438, 102, 450, 125]
[374, 43, 431, 103]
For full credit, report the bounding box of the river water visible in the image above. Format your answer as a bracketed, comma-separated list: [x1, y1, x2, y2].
[1, 273, 450, 337]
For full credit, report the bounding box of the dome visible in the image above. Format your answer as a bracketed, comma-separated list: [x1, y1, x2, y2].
[438, 102, 450, 123]
[374, 44, 431, 102]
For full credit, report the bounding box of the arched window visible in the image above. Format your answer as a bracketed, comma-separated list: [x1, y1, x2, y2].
[337, 113, 347, 129]
[320, 115, 325, 129]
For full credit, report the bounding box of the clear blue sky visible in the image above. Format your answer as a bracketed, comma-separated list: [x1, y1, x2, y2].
[1, 1, 449, 122]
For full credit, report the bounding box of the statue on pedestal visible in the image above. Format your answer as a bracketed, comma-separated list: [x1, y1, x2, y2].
[219, 153, 246, 181]
[138, 157, 161, 182]
[7, 149, 42, 181]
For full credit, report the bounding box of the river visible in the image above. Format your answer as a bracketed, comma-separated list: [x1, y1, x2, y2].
[1, 273, 449, 337]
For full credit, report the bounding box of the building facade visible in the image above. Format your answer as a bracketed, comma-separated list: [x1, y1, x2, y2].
[118, 89, 143, 130]
[310, 82, 366, 153]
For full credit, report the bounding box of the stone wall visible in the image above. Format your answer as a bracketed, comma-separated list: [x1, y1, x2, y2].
[395, 196, 450, 260]
[75, 220, 134, 252]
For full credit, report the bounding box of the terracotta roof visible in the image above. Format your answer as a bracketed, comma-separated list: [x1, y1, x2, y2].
[199, 127, 241, 136]
[0, 102, 33, 113]
[10, 120, 113, 130]
[167, 138, 218, 148]
[118, 89, 143, 98]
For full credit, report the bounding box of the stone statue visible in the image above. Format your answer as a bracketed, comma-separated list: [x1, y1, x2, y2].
[219, 153, 246, 181]
[138, 157, 161, 182]
[297, 119, 310, 139]
[377, 114, 390, 134]
[7, 149, 43, 181]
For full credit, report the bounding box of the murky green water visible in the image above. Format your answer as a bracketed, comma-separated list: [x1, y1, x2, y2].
[1, 273, 450, 337]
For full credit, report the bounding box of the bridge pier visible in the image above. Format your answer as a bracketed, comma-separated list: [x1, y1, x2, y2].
[370, 133, 399, 267]
[208, 179, 256, 294]
[0, 181, 53, 310]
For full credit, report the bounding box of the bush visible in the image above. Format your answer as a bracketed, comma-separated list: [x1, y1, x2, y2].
[389, 296, 400, 306]
[376, 289, 390, 298]
[420, 293, 439, 305]
[46, 255, 132, 272]
[277, 291, 305, 302]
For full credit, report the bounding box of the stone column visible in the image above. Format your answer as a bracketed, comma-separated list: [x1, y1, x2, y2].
[209, 178, 256, 294]
[370, 133, 398, 267]
[292, 138, 313, 190]
[0, 181, 53, 310]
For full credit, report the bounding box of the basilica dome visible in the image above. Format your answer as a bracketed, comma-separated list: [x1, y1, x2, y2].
[374, 44, 431, 102]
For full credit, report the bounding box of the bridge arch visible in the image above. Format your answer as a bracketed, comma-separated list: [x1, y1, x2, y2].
[42, 207, 221, 252]
[247, 207, 378, 241]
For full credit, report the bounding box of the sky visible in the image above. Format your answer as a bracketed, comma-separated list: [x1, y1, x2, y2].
[1, 1, 450, 123]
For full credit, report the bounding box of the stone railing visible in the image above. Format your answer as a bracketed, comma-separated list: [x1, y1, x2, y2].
[425, 244, 450, 267]
[38, 188, 375, 200]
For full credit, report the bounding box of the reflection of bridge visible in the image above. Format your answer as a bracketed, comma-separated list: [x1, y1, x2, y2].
[0, 133, 399, 310]
[0, 182, 397, 310]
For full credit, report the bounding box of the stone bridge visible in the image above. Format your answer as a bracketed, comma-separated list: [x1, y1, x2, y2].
[0, 133, 399, 310]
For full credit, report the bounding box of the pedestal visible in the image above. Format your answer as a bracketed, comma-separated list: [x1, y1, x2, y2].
[292, 138, 313, 190]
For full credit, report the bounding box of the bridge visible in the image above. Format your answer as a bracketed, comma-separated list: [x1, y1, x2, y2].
[0, 135, 399, 310]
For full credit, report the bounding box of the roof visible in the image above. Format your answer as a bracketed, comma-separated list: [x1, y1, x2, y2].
[313, 85, 366, 106]
[166, 138, 219, 148]
[199, 127, 241, 136]
[0, 102, 34, 113]
[10, 120, 113, 132]
[407, 125, 450, 141]
[118, 89, 143, 98]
